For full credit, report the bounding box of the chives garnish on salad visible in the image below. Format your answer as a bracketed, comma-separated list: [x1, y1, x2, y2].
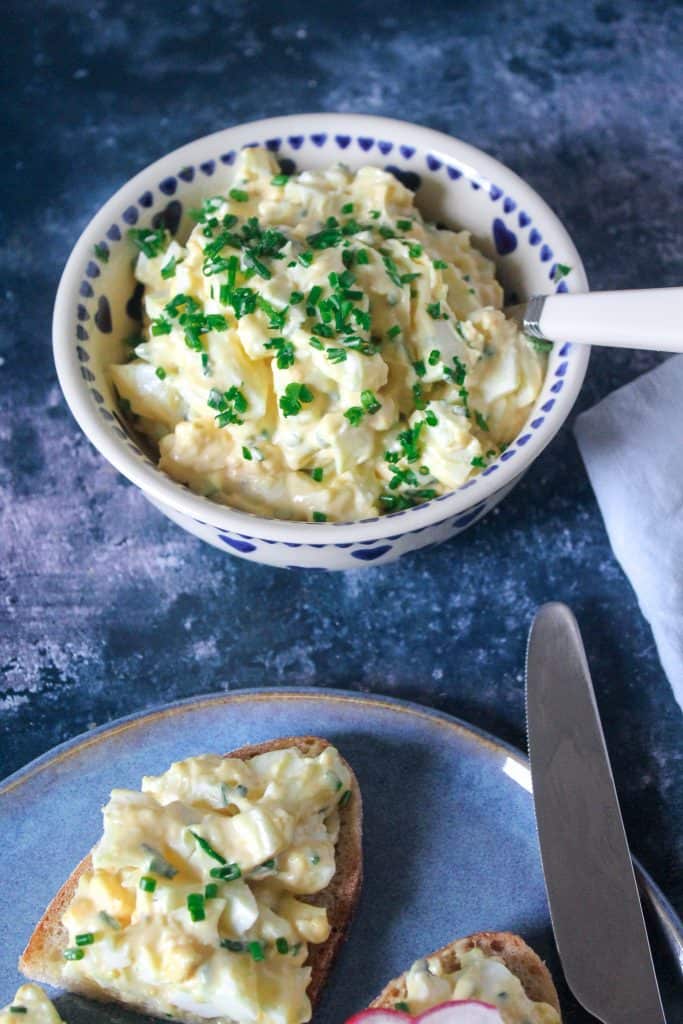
[111, 146, 548, 521]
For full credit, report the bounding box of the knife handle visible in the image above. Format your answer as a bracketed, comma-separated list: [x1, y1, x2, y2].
[524, 287, 683, 351]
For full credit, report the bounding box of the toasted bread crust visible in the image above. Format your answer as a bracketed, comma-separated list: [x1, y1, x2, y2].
[20, 735, 363, 1022]
[370, 931, 561, 1016]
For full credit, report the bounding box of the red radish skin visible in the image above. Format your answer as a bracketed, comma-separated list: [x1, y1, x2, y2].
[345, 1000, 504, 1024]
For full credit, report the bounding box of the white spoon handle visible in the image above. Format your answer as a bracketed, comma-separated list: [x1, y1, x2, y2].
[524, 287, 683, 352]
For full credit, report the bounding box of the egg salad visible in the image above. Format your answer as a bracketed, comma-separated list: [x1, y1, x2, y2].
[0, 985, 65, 1023]
[403, 949, 560, 1024]
[59, 746, 352, 1024]
[110, 147, 546, 521]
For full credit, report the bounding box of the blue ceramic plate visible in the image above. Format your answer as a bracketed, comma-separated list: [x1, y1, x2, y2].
[1, 689, 681, 1023]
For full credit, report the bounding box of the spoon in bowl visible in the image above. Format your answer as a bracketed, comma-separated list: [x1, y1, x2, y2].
[506, 286, 683, 351]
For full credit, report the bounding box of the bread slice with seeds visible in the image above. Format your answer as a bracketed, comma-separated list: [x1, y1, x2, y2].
[370, 931, 561, 1020]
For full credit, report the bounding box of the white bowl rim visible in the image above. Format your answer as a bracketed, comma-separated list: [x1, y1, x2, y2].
[53, 111, 590, 544]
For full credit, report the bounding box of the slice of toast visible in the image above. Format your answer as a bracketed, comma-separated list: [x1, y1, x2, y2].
[20, 735, 363, 1022]
[370, 931, 561, 1016]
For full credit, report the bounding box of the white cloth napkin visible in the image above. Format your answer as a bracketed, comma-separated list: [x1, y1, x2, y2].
[574, 354, 683, 712]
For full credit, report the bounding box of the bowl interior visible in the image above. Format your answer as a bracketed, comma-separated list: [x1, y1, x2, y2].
[61, 115, 587, 534]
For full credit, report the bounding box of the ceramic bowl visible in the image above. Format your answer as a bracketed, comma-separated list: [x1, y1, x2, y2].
[53, 113, 589, 569]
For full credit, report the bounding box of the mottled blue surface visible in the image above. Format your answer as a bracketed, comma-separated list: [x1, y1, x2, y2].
[1, 0, 681, 947]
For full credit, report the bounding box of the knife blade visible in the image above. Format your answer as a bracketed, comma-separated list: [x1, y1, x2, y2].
[526, 602, 666, 1024]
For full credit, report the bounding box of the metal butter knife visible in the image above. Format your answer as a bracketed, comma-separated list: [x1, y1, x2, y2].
[526, 602, 666, 1024]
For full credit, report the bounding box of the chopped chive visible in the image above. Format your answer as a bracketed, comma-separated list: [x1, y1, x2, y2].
[75, 932, 94, 946]
[242, 446, 252, 461]
[310, 852, 321, 865]
[190, 830, 227, 864]
[356, 249, 370, 265]
[339, 789, 351, 808]
[128, 227, 167, 258]
[99, 911, 121, 930]
[413, 382, 426, 410]
[471, 456, 487, 468]
[289, 290, 304, 304]
[229, 188, 249, 203]
[528, 336, 553, 352]
[428, 348, 441, 365]
[426, 301, 441, 319]
[341, 202, 354, 214]
[151, 317, 172, 336]
[248, 940, 265, 962]
[271, 173, 289, 186]
[209, 862, 242, 881]
[553, 263, 572, 282]
[313, 511, 327, 522]
[425, 409, 438, 427]
[255, 294, 287, 329]
[309, 338, 324, 350]
[155, 366, 167, 380]
[139, 875, 157, 892]
[370, 210, 381, 219]
[221, 938, 245, 952]
[475, 410, 489, 432]
[187, 893, 206, 922]
[387, 324, 401, 339]
[342, 248, 355, 269]
[276, 937, 289, 954]
[298, 251, 314, 267]
[395, 1002, 410, 1012]
[397, 219, 412, 230]
[400, 272, 420, 284]
[308, 284, 322, 307]
[205, 883, 219, 899]
[326, 347, 347, 364]
[432, 259, 448, 269]
[209, 385, 248, 427]
[413, 359, 426, 377]
[408, 243, 423, 258]
[9, 1007, 28, 1014]
[344, 406, 364, 426]
[361, 389, 381, 414]
[264, 337, 295, 369]
[307, 223, 343, 249]
[311, 467, 323, 482]
[161, 256, 177, 279]
[279, 382, 314, 417]
[63, 947, 85, 961]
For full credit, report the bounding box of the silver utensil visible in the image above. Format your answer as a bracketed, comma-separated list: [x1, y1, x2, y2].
[506, 286, 683, 351]
[526, 602, 666, 1024]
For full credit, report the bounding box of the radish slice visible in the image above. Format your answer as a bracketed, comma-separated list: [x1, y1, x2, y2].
[346, 1001, 504, 1024]
[345, 1011, 411, 1024]
[419, 1000, 504, 1024]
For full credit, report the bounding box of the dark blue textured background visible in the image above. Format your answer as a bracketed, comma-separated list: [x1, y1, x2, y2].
[1, 0, 681, 966]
